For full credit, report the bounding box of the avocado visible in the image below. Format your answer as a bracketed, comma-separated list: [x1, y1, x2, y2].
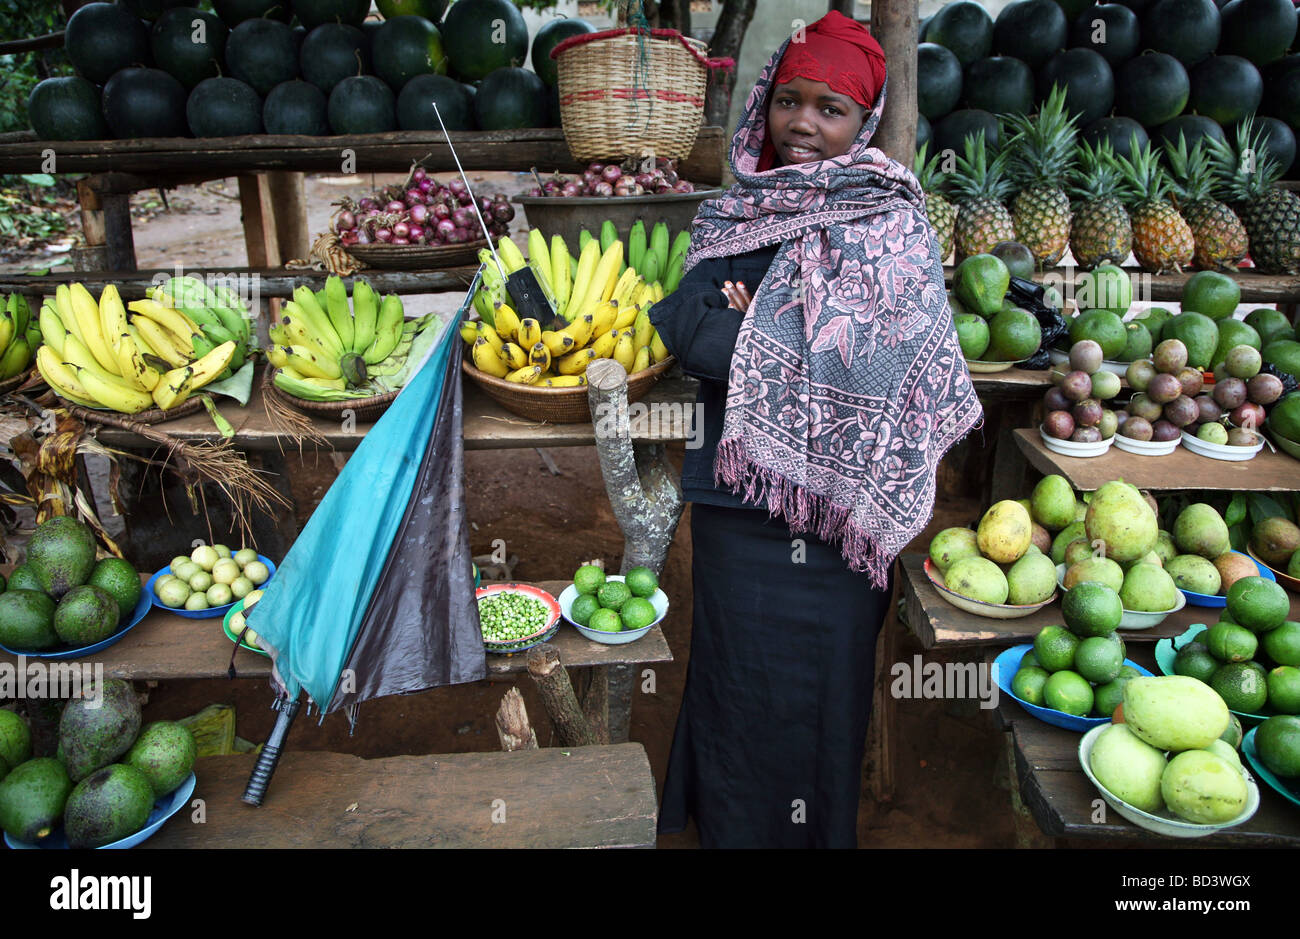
[87, 557, 142, 620]
[53, 584, 121, 647]
[0, 709, 33, 768]
[6, 564, 45, 593]
[26, 515, 97, 599]
[58, 679, 142, 782]
[0, 757, 73, 843]
[126, 721, 197, 796]
[0, 755, 8, 781]
[0, 590, 58, 650]
[63, 764, 155, 849]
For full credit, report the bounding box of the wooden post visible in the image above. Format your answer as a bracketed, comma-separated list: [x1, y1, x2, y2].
[267, 172, 310, 263]
[76, 176, 136, 272]
[237, 174, 281, 268]
[101, 192, 137, 272]
[495, 687, 539, 751]
[526, 646, 597, 747]
[871, 0, 919, 167]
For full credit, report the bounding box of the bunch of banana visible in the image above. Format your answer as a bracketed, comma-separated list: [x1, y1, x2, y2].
[623, 220, 690, 295]
[145, 275, 253, 382]
[266, 275, 428, 401]
[36, 282, 237, 413]
[0, 293, 41, 381]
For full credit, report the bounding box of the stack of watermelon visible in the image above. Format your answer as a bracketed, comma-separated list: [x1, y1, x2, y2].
[25, 0, 597, 141]
[917, 0, 1299, 178]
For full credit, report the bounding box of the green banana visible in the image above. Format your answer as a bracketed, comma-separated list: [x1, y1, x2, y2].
[290, 286, 344, 358]
[323, 275, 355, 352]
[0, 336, 30, 379]
[351, 279, 379, 355]
[189, 332, 217, 361]
[649, 222, 670, 279]
[274, 369, 366, 401]
[628, 220, 647, 275]
[640, 250, 662, 287]
[600, 220, 617, 254]
[668, 229, 691, 270]
[9, 293, 32, 337]
[209, 304, 248, 343]
[0, 298, 14, 353]
[363, 294, 405, 365]
[578, 229, 593, 253]
[662, 253, 686, 293]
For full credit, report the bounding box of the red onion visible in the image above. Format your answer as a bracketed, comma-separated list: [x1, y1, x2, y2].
[375, 228, 393, 243]
[528, 186, 544, 196]
[632, 184, 645, 195]
[673, 180, 695, 193]
[355, 229, 371, 245]
[340, 230, 357, 246]
[601, 164, 622, 183]
[407, 224, 425, 241]
[491, 202, 514, 222]
[406, 188, 424, 205]
[588, 162, 605, 175]
[562, 181, 583, 197]
[451, 206, 474, 228]
[492, 192, 509, 203]
[334, 210, 356, 233]
[455, 226, 473, 242]
[436, 219, 456, 238]
[366, 208, 381, 218]
[448, 178, 468, 199]
[412, 166, 427, 182]
[655, 183, 673, 194]
[593, 181, 614, 197]
[418, 179, 434, 195]
[431, 203, 451, 220]
[409, 203, 429, 224]
[582, 170, 599, 188]
[635, 173, 656, 189]
[662, 167, 679, 186]
[359, 197, 377, 211]
[391, 237, 411, 245]
[385, 200, 405, 214]
[614, 178, 637, 196]
[392, 220, 411, 239]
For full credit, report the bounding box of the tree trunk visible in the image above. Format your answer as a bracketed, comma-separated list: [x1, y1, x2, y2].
[703, 0, 758, 129]
[869, 0, 919, 167]
[526, 646, 597, 747]
[495, 687, 539, 751]
[659, 0, 692, 34]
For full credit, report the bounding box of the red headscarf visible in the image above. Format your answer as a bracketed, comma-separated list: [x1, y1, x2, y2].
[758, 11, 887, 170]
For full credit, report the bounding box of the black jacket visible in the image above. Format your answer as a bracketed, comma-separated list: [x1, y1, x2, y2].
[648, 244, 780, 508]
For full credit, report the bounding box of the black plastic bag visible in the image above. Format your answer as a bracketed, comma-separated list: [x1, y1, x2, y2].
[1007, 275, 1067, 371]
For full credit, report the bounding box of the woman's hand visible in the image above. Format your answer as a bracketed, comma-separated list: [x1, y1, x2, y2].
[722, 280, 752, 311]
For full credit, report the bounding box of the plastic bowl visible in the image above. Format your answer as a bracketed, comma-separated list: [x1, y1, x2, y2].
[147, 555, 276, 620]
[993, 644, 1154, 732]
[222, 598, 269, 657]
[1039, 426, 1114, 458]
[1245, 546, 1300, 595]
[924, 558, 1057, 619]
[0, 587, 152, 660]
[1177, 550, 1275, 608]
[1054, 564, 1187, 630]
[559, 574, 668, 645]
[1078, 724, 1260, 838]
[1266, 426, 1300, 460]
[5, 773, 196, 850]
[1112, 433, 1180, 456]
[477, 583, 561, 653]
[1180, 430, 1264, 462]
[1154, 623, 1277, 724]
[1242, 726, 1300, 809]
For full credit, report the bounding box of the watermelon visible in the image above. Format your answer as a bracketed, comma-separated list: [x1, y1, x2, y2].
[1220, 0, 1298, 66]
[226, 18, 300, 96]
[963, 57, 1034, 117]
[442, 0, 529, 81]
[328, 75, 396, 134]
[925, 1, 994, 67]
[102, 68, 189, 138]
[994, 0, 1068, 71]
[263, 80, 330, 135]
[211, 0, 291, 27]
[151, 7, 228, 90]
[27, 77, 109, 141]
[473, 67, 548, 130]
[917, 43, 962, 120]
[371, 16, 448, 91]
[1187, 56, 1262, 126]
[120, 0, 190, 20]
[1068, 3, 1140, 67]
[376, 0, 448, 20]
[1266, 68, 1300, 129]
[292, 0, 370, 30]
[934, 109, 1001, 155]
[1055, 0, 1096, 15]
[1082, 116, 1148, 162]
[1037, 48, 1115, 125]
[300, 24, 370, 94]
[1141, 0, 1220, 66]
[531, 18, 597, 87]
[397, 74, 474, 131]
[1114, 0, 1157, 13]
[1242, 116, 1297, 179]
[1152, 115, 1227, 158]
[917, 113, 933, 154]
[1114, 52, 1188, 127]
[187, 77, 263, 137]
[65, 3, 152, 85]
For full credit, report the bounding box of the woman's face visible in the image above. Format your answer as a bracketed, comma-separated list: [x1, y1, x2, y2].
[766, 76, 868, 166]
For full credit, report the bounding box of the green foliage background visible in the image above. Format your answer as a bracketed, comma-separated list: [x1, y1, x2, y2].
[0, 0, 73, 134]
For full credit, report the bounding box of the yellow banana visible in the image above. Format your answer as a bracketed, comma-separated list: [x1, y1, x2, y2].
[632, 309, 653, 353]
[613, 328, 636, 371]
[505, 364, 543, 385]
[98, 284, 129, 350]
[70, 284, 119, 374]
[528, 341, 551, 371]
[492, 302, 521, 342]
[564, 238, 601, 320]
[613, 303, 639, 330]
[187, 340, 237, 389]
[499, 341, 529, 370]
[285, 344, 341, 380]
[127, 320, 171, 366]
[550, 234, 572, 312]
[517, 318, 541, 350]
[590, 328, 620, 359]
[70, 364, 155, 413]
[472, 337, 510, 377]
[555, 347, 596, 375]
[152, 365, 195, 411]
[650, 329, 670, 363]
[280, 308, 338, 365]
[112, 330, 160, 392]
[612, 267, 641, 308]
[289, 286, 344, 359]
[0, 303, 12, 354]
[39, 305, 67, 357]
[56, 285, 85, 348]
[652, 282, 664, 303]
[126, 299, 198, 354]
[540, 329, 576, 359]
[543, 374, 586, 387]
[527, 229, 552, 290]
[632, 346, 651, 374]
[560, 313, 595, 349]
[476, 321, 505, 355]
[62, 334, 136, 390]
[496, 235, 528, 274]
[36, 345, 97, 406]
[594, 241, 624, 305]
[590, 300, 618, 337]
[266, 345, 291, 368]
[459, 320, 479, 345]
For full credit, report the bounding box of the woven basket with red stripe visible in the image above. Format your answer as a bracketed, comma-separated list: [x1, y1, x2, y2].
[551, 27, 734, 164]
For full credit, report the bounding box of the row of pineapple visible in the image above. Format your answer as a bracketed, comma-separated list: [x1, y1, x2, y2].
[918, 87, 1300, 277]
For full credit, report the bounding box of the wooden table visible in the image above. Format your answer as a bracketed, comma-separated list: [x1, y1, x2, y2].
[1013, 428, 1300, 493]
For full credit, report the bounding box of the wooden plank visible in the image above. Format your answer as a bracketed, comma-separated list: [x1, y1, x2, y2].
[1014, 427, 1300, 492]
[944, 266, 1300, 304]
[76, 178, 105, 248]
[971, 368, 1050, 397]
[237, 175, 280, 269]
[143, 744, 658, 848]
[0, 127, 727, 184]
[898, 553, 1300, 650]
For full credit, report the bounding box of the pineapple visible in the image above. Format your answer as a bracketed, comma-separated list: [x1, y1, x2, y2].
[915, 142, 956, 262]
[1002, 85, 1078, 269]
[1068, 139, 1133, 270]
[1163, 133, 1248, 272]
[1117, 136, 1194, 274]
[948, 133, 1016, 261]
[1206, 118, 1300, 276]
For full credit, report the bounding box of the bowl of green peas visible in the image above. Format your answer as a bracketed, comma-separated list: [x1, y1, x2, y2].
[476, 583, 561, 654]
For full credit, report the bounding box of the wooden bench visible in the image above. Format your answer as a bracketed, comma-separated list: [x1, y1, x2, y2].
[144, 743, 658, 849]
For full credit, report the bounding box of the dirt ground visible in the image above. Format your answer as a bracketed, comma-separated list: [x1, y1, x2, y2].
[4, 173, 1021, 848]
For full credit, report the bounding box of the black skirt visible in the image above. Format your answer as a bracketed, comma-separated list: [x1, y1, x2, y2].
[659, 503, 893, 848]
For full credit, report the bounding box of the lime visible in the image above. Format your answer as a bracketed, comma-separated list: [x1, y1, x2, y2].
[1225, 577, 1289, 633]
[1221, 713, 1244, 749]
[587, 608, 622, 633]
[1093, 676, 1130, 719]
[1267, 666, 1300, 714]
[1069, 308, 1127, 359]
[596, 581, 631, 611]
[87, 558, 141, 621]
[1173, 640, 1219, 682]
[570, 594, 600, 628]
[1019, 649, 1042, 670]
[1012, 666, 1050, 706]
[1210, 662, 1268, 714]
[954, 313, 990, 359]
[985, 307, 1042, 362]
[1034, 625, 1080, 673]
[1061, 581, 1123, 637]
[619, 596, 656, 631]
[1205, 622, 1259, 664]
[1044, 670, 1094, 716]
[1181, 270, 1241, 321]
[573, 565, 606, 596]
[1075, 635, 1123, 684]
[1255, 715, 1300, 778]
[624, 566, 659, 598]
[1262, 621, 1300, 667]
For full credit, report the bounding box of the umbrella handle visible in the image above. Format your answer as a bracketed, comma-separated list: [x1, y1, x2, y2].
[241, 696, 302, 807]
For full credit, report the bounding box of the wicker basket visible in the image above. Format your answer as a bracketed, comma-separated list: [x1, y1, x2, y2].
[263, 366, 399, 424]
[348, 238, 487, 271]
[54, 393, 205, 425]
[461, 354, 675, 424]
[551, 27, 734, 163]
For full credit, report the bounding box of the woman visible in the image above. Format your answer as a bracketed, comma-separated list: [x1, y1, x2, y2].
[650, 11, 982, 848]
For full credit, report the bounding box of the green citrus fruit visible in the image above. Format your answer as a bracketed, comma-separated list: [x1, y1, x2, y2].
[1044, 670, 1094, 716]
[573, 564, 606, 596]
[1012, 666, 1050, 706]
[569, 594, 600, 627]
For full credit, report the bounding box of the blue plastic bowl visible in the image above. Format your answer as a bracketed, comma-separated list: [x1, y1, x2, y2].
[1179, 551, 1275, 608]
[146, 554, 276, 620]
[5, 773, 196, 850]
[0, 587, 152, 660]
[1242, 726, 1300, 809]
[993, 644, 1155, 732]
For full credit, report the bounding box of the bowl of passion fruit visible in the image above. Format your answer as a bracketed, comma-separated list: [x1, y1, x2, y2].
[222, 589, 269, 656]
[560, 566, 668, 645]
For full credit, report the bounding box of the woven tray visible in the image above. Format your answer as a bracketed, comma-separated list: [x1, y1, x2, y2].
[0, 367, 36, 396]
[54, 392, 205, 425]
[264, 371, 399, 424]
[348, 238, 487, 271]
[461, 354, 675, 424]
